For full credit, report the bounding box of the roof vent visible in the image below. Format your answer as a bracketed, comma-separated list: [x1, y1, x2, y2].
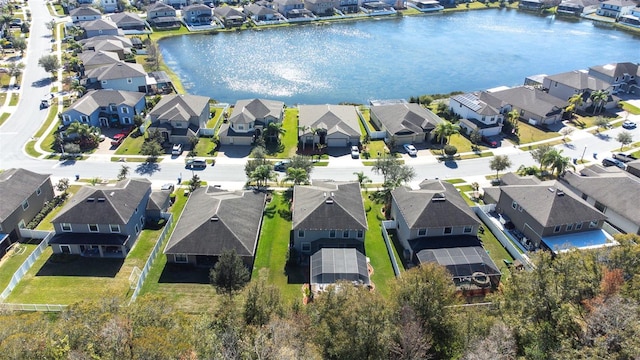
[87, 198, 95, 202]
[210, 215, 219, 221]
[556, 190, 564, 196]
[325, 198, 334, 204]
[432, 193, 446, 202]
[97, 198, 106, 202]
[110, 191, 115, 197]
[548, 187, 555, 193]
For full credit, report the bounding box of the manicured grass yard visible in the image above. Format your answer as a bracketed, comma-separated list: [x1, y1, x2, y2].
[0, 243, 39, 292]
[35, 186, 82, 231]
[0, 112, 10, 127]
[6, 217, 169, 305]
[193, 136, 218, 157]
[8, 93, 19, 106]
[114, 133, 146, 155]
[364, 198, 402, 296]
[24, 104, 59, 156]
[266, 108, 298, 158]
[621, 101, 640, 115]
[0, 93, 7, 106]
[507, 120, 559, 145]
[478, 221, 514, 281]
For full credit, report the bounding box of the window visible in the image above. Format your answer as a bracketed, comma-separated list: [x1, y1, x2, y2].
[444, 227, 452, 234]
[518, 205, 523, 212]
[110, 105, 117, 112]
[238, 124, 244, 130]
[18, 220, 25, 229]
[566, 223, 573, 231]
[36, 187, 42, 196]
[135, 225, 139, 234]
[127, 78, 132, 84]
[418, 228, 427, 236]
[554, 225, 561, 233]
[298, 229, 304, 238]
[589, 220, 598, 228]
[88, 224, 99, 232]
[343, 230, 349, 238]
[140, 217, 144, 225]
[174, 254, 187, 263]
[123, 117, 131, 124]
[21, 200, 28, 210]
[357, 230, 363, 238]
[329, 230, 336, 238]
[576, 222, 583, 230]
[101, 80, 107, 85]
[62, 115, 71, 123]
[512, 201, 518, 209]
[61, 223, 72, 232]
[463, 225, 473, 233]
[301, 242, 311, 252]
[594, 201, 607, 213]
[581, 193, 588, 200]
[110, 224, 120, 233]
[81, 115, 89, 123]
[121, 107, 129, 114]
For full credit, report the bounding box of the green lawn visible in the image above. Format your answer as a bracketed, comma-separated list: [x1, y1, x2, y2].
[8, 93, 17, 106]
[0, 112, 10, 126]
[252, 192, 301, 304]
[520, 139, 565, 151]
[6, 218, 169, 305]
[364, 198, 402, 296]
[622, 101, 640, 115]
[478, 221, 515, 282]
[35, 186, 82, 231]
[445, 178, 466, 184]
[0, 243, 39, 292]
[110, 156, 163, 163]
[458, 151, 494, 160]
[507, 120, 560, 145]
[193, 136, 218, 157]
[114, 133, 146, 155]
[363, 140, 389, 159]
[0, 93, 7, 106]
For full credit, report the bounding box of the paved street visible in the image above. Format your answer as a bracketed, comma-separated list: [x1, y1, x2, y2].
[0, 0, 639, 189]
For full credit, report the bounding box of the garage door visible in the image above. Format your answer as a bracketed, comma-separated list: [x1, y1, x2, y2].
[327, 138, 347, 147]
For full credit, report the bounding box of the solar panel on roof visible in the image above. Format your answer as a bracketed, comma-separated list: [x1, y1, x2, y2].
[453, 93, 483, 112]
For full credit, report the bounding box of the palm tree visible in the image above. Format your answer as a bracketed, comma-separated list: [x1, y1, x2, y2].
[70, 79, 86, 98]
[434, 121, 459, 146]
[283, 167, 308, 186]
[66, 122, 91, 138]
[264, 122, 285, 144]
[507, 109, 520, 135]
[250, 164, 276, 189]
[0, 14, 13, 37]
[353, 171, 372, 190]
[566, 93, 584, 116]
[541, 149, 574, 176]
[590, 90, 609, 115]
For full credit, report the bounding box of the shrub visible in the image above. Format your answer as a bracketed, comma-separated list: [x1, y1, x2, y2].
[26, 194, 68, 229]
[444, 145, 458, 156]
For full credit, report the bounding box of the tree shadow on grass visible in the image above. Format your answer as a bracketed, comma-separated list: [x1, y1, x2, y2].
[158, 263, 210, 284]
[35, 254, 123, 277]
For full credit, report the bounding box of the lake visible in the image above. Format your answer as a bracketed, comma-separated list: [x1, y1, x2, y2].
[159, 9, 640, 105]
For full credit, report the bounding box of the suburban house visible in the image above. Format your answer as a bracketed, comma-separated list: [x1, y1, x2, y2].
[518, 0, 544, 10]
[85, 62, 148, 93]
[292, 181, 367, 255]
[406, 0, 445, 12]
[244, 3, 280, 22]
[218, 98, 285, 146]
[482, 174, 608, 252]
[81, 35, 133, 53]
[560, 166, 640, 235]
[182, 4, 213, 25]
[449, 92, 506, 136]
[100, 0, 119, 13]
[488, 86, 567, 125]
[83, 39, 132, 60]
[61, 89, 146, 128]
[70, 6, 102, 23]
[543, 70, 612, 108]
[304, 0, 340, 16]
[273, 0, 306, 17]
[163, 0, 189, 9]
[146, 2, 180, 28]
[556, 0, 600, 16]
[81, 18, 123, 38]
[588, 62, 639, 95]
[369, 102, 442, 145]
[338, 0, 359, 13]
[146, 190, 171, 222]
[49, 178, 152, 258]
[620, 7, 640, 27]
[626, 159, 640, 178]
[79, 50, 121, 71]
[389, 179, 500, 289]
[298, 104, 362, 149]
[163, 187, 267, 267]
[108, 12, 147, 32]
[596, 0, 636, 19]
[0, 169, 54, 244]
[214, 7, 247, 27]
[147, 94, 210, 145]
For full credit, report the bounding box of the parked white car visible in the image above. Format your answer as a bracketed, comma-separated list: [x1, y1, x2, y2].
[403, 144, 417, 156]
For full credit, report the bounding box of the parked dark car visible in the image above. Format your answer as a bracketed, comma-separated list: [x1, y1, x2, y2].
[602, 157, 626, 169]
[613, 153, 638, 163]
[273, 160, 291, 171]
[185, 158, 207, 169]
[481, 136, 498, 147]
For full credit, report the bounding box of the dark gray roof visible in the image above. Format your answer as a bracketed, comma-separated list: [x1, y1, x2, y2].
[147, 2, 176, 13]
[108, 12, 145, 27]
[497, 180, 606, 227]
[183, 4, 212, 12]
[164, 187, 266, 257]
[590, 62, 639, 79]
[214, 6, 246, 18]
[274, 0, 303, 5]
[229, 98, 284, 125]
[545, 70, 611, 91]
[292, 181, 367, 231]
[86, 62, 146, 81]
[147, 191, 170, 212]
[149, 94, 210, 122]
[52, 178, 151, 225]
[627, 159, 640, 172]
[81, 35, 133, 48]
[64, 89, 145, 116]
[310, 248, 370, 285]
[489, 86, 567, 118]
[70, 6, 102, 17]
[500, 172, 541, 186]
[370, 103, 442, 135]
[561, 170, 640, 224]
[245, 3, 278, 15]
[81, 18, 119, 31]
[298, 105, 361, 137]
[79, 50, 121, 67]
[410, 235, 501, 279]
[391, 180, 479, 229]
[0, 169, 51, 222]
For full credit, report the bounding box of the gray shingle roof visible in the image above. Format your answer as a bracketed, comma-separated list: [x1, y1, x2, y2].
[0, 169, 50, 222]
[498, 180, 606, 227]
[561, 170, 640, 224]
[292, 181, 367, 231]
[108, 12, 145, 27]
[86, 62, 146, 81]
[370, 103, 442, 136]
[147, 191, 171, 212]
[391, 180, 479, 229]
[81, 18, 118, 31]
[451, 92, 502, 117]
[545, 70, 611, 91]
[52, 178, 151, 225]
[214, 6, 246, 18]
[500, 172, 541, 186]
[80, 35, 133, 48]
[147, 2, 175, 12]
[298, 105, 361, 137]
[245, 3, 278, 15]
[149, 94, 210, 122]
[589, 62, 639, 79]
[79, 50, 121, 67]
[183, 4, 212, 12]
[164, 187, 266, 257]
[489, 86, 567, 118]
[70, 6, 102, 17]
[64, 89, 145, 116]
[229, 98, 284, 125]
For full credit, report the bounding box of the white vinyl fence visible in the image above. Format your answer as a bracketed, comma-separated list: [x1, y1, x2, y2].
[0, 232, 54, 301]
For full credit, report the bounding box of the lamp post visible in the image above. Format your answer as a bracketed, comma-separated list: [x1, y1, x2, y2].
[581, 146, 587, 163]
